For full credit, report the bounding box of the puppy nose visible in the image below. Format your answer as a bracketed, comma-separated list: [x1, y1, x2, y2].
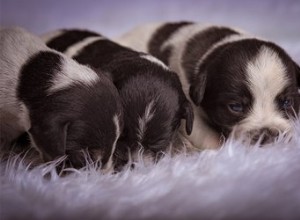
[252, 128, 279, 145]
[261, 128, 279, 137]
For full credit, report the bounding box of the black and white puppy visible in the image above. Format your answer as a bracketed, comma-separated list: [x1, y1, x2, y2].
[116, 22, 300, 149]
[0, 27, 123, 169]
[42, 29, 194, 168]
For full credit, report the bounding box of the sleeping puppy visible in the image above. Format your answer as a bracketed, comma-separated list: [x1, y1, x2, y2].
[42, 29, 194, 168]
[116, 22, 300, 149]
[0, 27, 123, 169]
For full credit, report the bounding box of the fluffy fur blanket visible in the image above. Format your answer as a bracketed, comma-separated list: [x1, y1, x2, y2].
[1, 120, 300, 220]
[1, 1, 299, 219]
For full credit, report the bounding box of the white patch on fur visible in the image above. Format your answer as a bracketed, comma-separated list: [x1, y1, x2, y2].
[160, 23, 212, 96]
[0, 27, 49, 84]
[103, 114, 121, 172]
[48, 56, 99, 93]
[161, 23, 208, 54]
[137, 100, 156, 144]
[40, 29, 65, 43]
[0, 27, 49, 146]
[161, 26, 257, 149]
[64, 36, 104, 57]
[159, 24, 222, 149]
[180, 107, 222, 149]
[235, 46, 291, 134]
[140, 54, 168, 70]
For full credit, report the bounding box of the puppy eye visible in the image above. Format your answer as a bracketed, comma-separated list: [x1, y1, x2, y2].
[281, 98, 293, 109]
[228, 103, 244, 113]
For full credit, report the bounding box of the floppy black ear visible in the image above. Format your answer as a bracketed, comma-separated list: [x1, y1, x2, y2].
[29, 122, 69, 162]
[182, 100, 194, 135]
[189, 72, 207, 106]
[294, 61, 300, 88]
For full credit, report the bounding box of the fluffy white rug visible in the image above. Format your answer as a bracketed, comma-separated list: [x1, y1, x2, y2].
[1, 120, 300, 220]
[1, 2, 299, 219]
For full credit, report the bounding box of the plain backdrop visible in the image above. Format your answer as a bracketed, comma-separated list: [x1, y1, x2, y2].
[1, 0, 300, 61]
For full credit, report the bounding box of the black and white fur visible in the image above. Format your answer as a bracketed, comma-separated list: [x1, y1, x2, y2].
[42, 29, 194, 168]
[0, 27, 123, 169]
[116, 22, 300, 149]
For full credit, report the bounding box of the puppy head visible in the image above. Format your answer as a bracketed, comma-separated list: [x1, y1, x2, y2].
[190, 39, 299, 144]
[114, 67, 193, 166]
[22, 52, 123, 167]
[64, 80, 123, 168]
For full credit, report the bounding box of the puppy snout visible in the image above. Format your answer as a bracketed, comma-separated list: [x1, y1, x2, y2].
[251, 128, 279, 145]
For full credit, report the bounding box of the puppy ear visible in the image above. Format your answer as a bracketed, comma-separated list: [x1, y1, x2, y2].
[29, 122, 69, 161]
[189, 72, 207, 106]
[294, 61, 300, 88]
[182, 100, 194, 135]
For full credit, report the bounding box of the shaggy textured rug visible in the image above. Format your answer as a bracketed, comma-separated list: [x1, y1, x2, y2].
[1, 2, 299, 219]
[1, 120, 300, 220]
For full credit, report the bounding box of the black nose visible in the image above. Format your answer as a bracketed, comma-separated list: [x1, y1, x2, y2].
[251, 128, 280, 145]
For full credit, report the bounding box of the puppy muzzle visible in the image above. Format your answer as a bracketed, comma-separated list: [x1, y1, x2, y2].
[250, 128, 280, 145]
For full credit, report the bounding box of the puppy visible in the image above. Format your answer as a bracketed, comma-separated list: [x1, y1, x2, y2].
[43, 29, 194, 168]
[0, 27, 123, 169]
[116, 22, 300, 149]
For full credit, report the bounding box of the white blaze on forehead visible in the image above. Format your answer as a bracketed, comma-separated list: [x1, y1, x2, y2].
[247, 46, 288, 100]
[48, 55, 99, 93]
[242, 46, 291, 132]
[64, 36, 104, 57]
[137, 100, 156, 143]
[140, 54, 169, 70]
